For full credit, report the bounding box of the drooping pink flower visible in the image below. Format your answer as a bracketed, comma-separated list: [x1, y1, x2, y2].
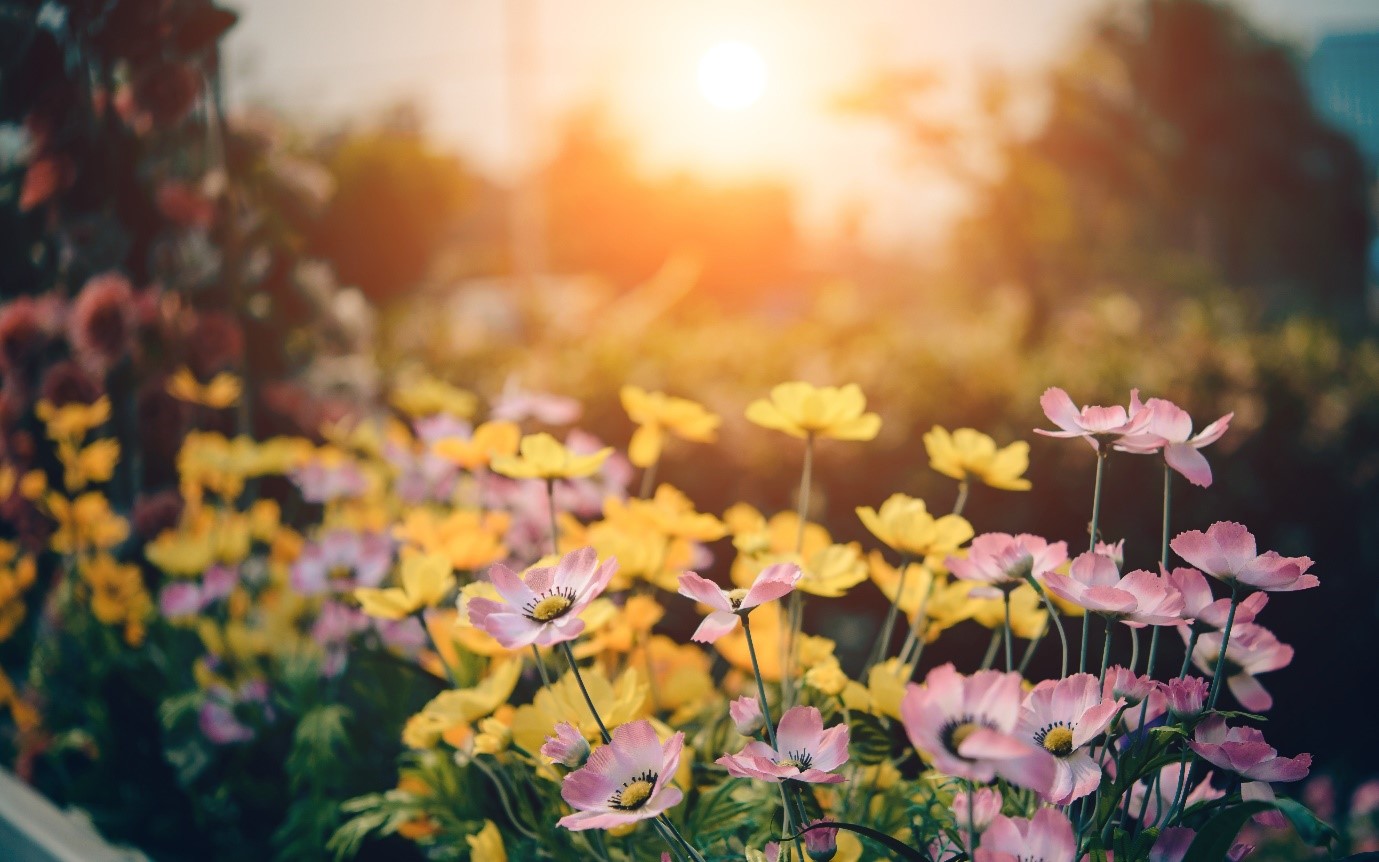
[801, 820, 839, 859]
[953, 787, 1003, 834]
[1189, 716, 1312, 784]
[1188, 623, 1292, 712]
[717, 706, 849, 784]
[558, 720, 684, 830]
[1164, 676, 1210, 720]
[729, 696, 765, 737]
[1102, 667, 1167, 731]
[900, 664, 1055, 793]
[1116, 396, 1233, 488]
[1018, 674, 1124, 805]
[1035, 387, 1153, 450]
[542, 722, 592, 768]
[1170, 522, 1318, 592]
[291, 529, 393, 596]
[1042, 553, 1184, 627]
[1166, 567, 1268, 631]
[974, 808, 1076, 862]
[467, 546, 617, 649]
[947, 533, 1068, 598]
[677, 563, 801, 643]
[1127, 762, 1224, 824]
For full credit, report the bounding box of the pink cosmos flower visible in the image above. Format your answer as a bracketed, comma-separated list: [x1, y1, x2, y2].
[383, 441, 459, 505]
[801, 821, 839, 859]
[542, 722, 592, 768]
[491, 376, 582, 425]
[1148, 827, 1254, 862]
[1166, 567, 1268, 631]
[953, 787, 1003, 834]
[717, 706, 849, 784]
[677, 563, 802, 643]
[291, 529, 392, 596]
[291, 457, 369, 503]
[1042, 553, 1184, 627]
[1127, 762, 1224, 824]
[900, 664, 1055, 793]
[467, 546, 618, 649]
[1116, 396, 1233, 488]
[974, 808, 1076, 862]
[947, 533, 1068, 598]
[1189, 716, 1312, 785]
[1188, 622, 1292, 711]
[1170, 522, 1318, 592]
[1035, 387, 1153, 450]
[1164, 676, 1210, 720]
[199, 699, 255, 745]
[1017, 674, 1124, 805]
[729, 696, 765, 737]
[558, 720, 684, 830]
[1102, 667, 1167, 732]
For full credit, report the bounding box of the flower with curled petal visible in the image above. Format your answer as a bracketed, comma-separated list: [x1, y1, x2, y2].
[1035, 387, 1153, 450]
[717, 706, 849, 784]
[1170, 522, 1318, 592]
[1041, 552, 1184, 627]
[1115, 395, 1233, 487]
[558, 720, 685, 830]
[677, 562, 801, 643]
[1017, 674, 1124, 805]
[1188, 622, 1293, 711]
[745, 382, 881, 441]
[973, 808, 1076, 862]
[1189, 716, 1311, 785]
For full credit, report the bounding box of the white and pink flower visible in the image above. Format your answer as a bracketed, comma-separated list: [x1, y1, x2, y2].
[717, 706, 849, 784]
[1035, 387, 1154, 450]
[1042, 552, 1184, 627]
[974, 808, 1076, 862]
[677, 563, 801, 643]
[1188, 622, 1293, 711]
[900, 664, 1055, 793]
[1116, 396, 1233, 488]
[467, 546, 618, 649]
[542, 722, 592, 768]
[1166, 566, 1268, 631]
[1170, 522, 1318, 592]
[291, 529, 392, 596]
[557, 720, 684, 830]
[1018, 674, 1124, 805]
[947, 533, 1068, 598]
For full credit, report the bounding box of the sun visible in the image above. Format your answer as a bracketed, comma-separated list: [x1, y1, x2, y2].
[697, 41, 766, 110]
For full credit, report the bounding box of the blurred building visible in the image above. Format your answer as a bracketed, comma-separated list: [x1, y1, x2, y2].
[1308, 31, 1379, 320]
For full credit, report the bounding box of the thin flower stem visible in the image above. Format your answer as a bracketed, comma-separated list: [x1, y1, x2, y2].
[653, 818, 691, 862]
[471, 756, 540, 841]
[1129, 626, 1140, 675]
[1022, 575, 1069, 678]
[979, 627, 1002, 671]
[952, 478, 970, 518]
[588, 830, 615, 862]
[639, 456, 659, 500]
[742, 614, 780, 751]
[658, 815, 708, 862]
[1002, 591, 1015, 672]
[1206, 585, 1241, 710]
[414, 610, 457, 686]
[782, 433, 814, 710]
[545, 478, 560, 556]
[1178, 629, 1200, 679]
[559, 641, 611, 743]
[1099, 617, 1113, 685]
[866, 552, 912, 673]
[530, 643, 552, 688]
[965, 777, 977, 858]
[795, 432, 814, 553]
[1159, 463, 1173, 568]
[1081, 448, 1108, 673]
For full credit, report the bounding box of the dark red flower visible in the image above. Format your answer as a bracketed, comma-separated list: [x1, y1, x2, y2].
[186, 311, 244, 378]
[69, 272, 135, 373]
[39, 360, 102, 407]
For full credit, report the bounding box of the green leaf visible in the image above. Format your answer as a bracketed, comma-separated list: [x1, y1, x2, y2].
[1273, 796, 1339, 847]
[847, 712, 892, 766]
[1183, 801, 1273, 862]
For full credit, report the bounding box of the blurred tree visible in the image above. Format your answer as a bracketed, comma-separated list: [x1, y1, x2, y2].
[843, 0, 1372, 329]
[542, 107, 800, 306]
[311, 107, 473, 304]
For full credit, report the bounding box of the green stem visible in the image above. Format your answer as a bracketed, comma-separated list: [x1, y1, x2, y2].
[1080, 448, 1107, 674]
[742, 614, 779, 751]
[414, 610, 456, 686]
[1022, 575, 1069, 678]
[639, 456, 659, 500]
[1002, 590, 1014, 672]
[545, 478, 560, 556]
[1206, 585, 1240, 710]
[530, 643, 552, 688]
[1178, 629, 1200, 679]
[1129, 625, 1140, 675]
[965, 777, 977, 857]
[979, 627, 1002, 671]
[658, 815, 707, 862]
[559, 641, 610, 743]
[952, 478, 969, 518]
[866, 552, 911, 673]
[1099, 616, 1113, 685]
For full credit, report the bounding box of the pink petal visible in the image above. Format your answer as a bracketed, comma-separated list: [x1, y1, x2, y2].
[776, 706, 825, 758]
[1228, 673, 1273, 712]
[1164, 442, 1213, 488]
[1039, 387, 1083, 433]
[488, 563, 535, 606]
[741, 562, 801, 608]
[1192, 413, 1233, 447]
[677, 571, 733, 612]
[690, 611, 740, 643]
[809, 724, 851, 772]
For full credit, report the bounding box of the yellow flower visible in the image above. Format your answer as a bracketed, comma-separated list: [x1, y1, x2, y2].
[0, 551, 37, 642]
[856, 493, 973, 563]
[432, 420, 521, 470]
[511, 666, 648, 751]
[619, 385, 721, 468]
[923, 426, 1032, 491]
[247, 499, 281, 542]
[604, 484, 726, 543]
[395, 775, 441, 841]
[47, 492, 129, 554]
[167, 367, 241, 409]
[19, 470, 47, 500]
[491, 432, 612, 480]
[146, 523, 215, 577]
[714, 603, 835, 682]
[402, 659, 521, 749]
[867, 551, 937, 620]
[641, 635, 714, 724]
[726, 504, 831, 585]
[581, 516, 693, 592]
[0, 466, 13, 500]
[36, 397, 110, 440]
[390, 375, 477, 419]
[393, 509, 509, 571]
[804, 658, 849, 696]
[79, 554, 150, 629]
[745, 382, 881, 441]
[473, 713, 514, 755]
[355, 552, 455, 620]
[738, 543, 867, 598]
[465, 820, 507, 862]
[967, 582, 1049, 640]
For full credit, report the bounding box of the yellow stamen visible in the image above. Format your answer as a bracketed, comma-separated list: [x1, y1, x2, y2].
[530, 595, 573, 621]
[1042, 726, 1074, 756]
[617, 779, 654, 809]
[727, 588, 750, 609]
[950, 721, 980, 751]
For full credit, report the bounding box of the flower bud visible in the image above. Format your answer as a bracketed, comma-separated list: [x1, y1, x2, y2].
[541, 721, 591, 768]
[1165, 676, 1209, 720]
[729, 695, 765, 737]
[953, 786, 1002, 833]
[802, 821, 838, 862]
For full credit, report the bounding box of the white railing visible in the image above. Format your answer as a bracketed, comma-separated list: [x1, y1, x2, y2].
[0, 768, 148, 861]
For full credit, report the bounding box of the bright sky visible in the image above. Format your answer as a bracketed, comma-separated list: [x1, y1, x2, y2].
[223, 0, 1379, 248]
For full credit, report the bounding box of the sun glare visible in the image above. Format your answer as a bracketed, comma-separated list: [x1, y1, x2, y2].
[697, 41, 766, 110]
